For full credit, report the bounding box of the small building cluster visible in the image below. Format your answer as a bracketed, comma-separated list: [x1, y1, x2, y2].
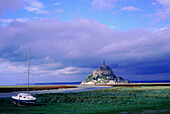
[81, 61, 129, 85]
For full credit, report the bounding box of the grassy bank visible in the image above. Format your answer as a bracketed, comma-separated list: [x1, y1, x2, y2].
[0, 86, 170, 113]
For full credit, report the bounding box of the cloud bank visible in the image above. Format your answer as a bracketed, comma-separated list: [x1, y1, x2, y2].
[0, 18, 170, 85]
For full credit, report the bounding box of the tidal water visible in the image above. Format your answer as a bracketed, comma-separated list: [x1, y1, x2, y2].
[130, 80, 170, 83]
[17, 80, 170, 86]
[0, 86, 111, 98]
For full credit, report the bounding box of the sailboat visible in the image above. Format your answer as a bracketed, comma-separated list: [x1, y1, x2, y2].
[12, 49, 36, 105]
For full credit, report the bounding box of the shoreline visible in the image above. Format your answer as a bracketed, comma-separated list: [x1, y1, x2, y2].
[85, 83, 170, 86]
[0, 85, 111, 98]
[1, 82, 170, 87]
[0, 83, 170, 93]
[0, 85, 77, 93]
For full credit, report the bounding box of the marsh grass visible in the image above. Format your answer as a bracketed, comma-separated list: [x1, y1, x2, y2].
[0, 86, 170, 113]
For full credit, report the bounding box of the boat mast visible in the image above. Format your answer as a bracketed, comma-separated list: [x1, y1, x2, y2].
[27, 48, 30, 95]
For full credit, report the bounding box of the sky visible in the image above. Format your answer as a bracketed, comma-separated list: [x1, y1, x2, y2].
[0, 0, 170, 85]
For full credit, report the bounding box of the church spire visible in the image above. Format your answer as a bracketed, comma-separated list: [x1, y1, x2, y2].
[103, 59, 105, 66]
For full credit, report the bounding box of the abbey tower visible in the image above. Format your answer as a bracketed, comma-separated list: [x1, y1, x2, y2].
[81, 61, 129, 85]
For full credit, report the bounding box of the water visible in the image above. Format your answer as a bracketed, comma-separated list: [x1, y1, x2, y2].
[0, 86, 111, 98]
[33, 82, 82, 85]
[17, 80, 170, 86]
[17, 82, 82, 85]
[130, 80, 170, 83]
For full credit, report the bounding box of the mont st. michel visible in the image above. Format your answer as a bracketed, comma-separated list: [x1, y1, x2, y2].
[81, 61, 129, 85]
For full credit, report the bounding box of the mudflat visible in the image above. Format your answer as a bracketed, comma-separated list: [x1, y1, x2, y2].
[0, 85, 77, 93]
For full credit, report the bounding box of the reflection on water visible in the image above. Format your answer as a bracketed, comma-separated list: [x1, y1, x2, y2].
[0, 86, 111, 98]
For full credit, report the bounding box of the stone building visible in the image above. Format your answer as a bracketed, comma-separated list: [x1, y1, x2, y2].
[93, 60, 114, 78]
[81, 60, 130, 85]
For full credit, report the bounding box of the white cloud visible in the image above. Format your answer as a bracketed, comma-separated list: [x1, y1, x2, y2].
[92, 0, 118, 9]
[157, 0, 170, 7]
[151, 0, 170, 21]
[154, 7, 170, 20]
[16, 17, 30, 22]
[54, 3, 61, 6]
[24, 0, 48, 14]
[120, 6, 140, 11]
[0, 17, 30, 27]
[0, 59, 27, 73]
[152, 2, 156, 6]
[110, 25, 116, 29]
[0, 18, 13, 23]
[150, 24, 170, 32]
[49, 66, 91, 76]
[54, 9, 64, 14]
[0, 58, 64, 78]
[38, 63, 63, 70]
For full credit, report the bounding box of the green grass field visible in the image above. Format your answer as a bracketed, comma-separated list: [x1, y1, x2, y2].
[0, 86, 170, 113]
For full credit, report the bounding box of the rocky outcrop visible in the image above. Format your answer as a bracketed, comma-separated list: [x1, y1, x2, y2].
[81, 61, 130, 85]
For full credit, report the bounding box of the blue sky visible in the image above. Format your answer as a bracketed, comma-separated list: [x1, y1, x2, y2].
[0, 0, 170, 85]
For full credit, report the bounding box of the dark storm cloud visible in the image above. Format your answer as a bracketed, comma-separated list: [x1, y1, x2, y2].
[0, 18, 170, 84]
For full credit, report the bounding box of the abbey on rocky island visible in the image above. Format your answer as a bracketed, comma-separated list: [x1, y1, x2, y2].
[81, 61, 130, 85]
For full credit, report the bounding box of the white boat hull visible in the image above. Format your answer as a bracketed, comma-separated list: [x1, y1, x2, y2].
[12, 93, 36, 105]
[12, 98, 36, 104]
